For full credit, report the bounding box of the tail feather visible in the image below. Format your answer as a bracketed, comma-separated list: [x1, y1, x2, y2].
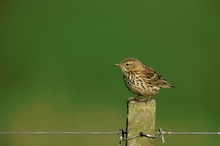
[168, 84, 175, 88]
[159, 81, 175, 88]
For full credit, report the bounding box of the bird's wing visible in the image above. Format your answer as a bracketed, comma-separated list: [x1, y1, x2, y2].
[141, 65, 161, 82]
[141, 65, 174, 88]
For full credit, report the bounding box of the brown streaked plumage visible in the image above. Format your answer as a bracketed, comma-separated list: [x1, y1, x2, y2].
[115, 58, 175, 102]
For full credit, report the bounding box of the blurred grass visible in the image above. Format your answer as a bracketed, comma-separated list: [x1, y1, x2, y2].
[0, 0, 220, 145]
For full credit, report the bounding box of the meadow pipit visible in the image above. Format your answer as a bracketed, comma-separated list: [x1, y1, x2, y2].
[115, 58, 175, 102]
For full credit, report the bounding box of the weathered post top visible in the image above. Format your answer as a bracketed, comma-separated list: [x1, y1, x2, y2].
[126, 99, 156, 146]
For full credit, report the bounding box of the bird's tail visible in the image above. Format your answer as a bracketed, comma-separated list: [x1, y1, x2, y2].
[159, 81, 175, 88]
[168, 84, 175, 88]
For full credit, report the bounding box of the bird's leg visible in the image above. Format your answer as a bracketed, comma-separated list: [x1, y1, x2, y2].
[127, 95, 140, 102]
[134, 94, 147, 102]
[134, 95, 139, 101]
[136, 95, 146, 102]
[145, 95, 152, 103]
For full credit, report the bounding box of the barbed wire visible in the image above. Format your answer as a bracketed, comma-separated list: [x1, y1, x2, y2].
[0, 127, 219, 146]
[0, 131, 119, 135]
[118, 127, 220, 146]
[1, 127, 219, 136]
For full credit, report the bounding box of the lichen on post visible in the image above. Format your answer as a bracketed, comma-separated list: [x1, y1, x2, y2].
[126, 99, 156, 146]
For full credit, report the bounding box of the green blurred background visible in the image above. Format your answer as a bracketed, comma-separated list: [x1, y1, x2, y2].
[0, 0, 219, 145]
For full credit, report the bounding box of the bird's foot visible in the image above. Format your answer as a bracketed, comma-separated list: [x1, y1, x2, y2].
[144, 98, 151, 104]
[127, 97, 147, 102]
[127, 97, 139, 102]
[127, 97, 153, 104]
[137, 98, 146, 102]
[134, 98, 152, 104]
[144, 96, 153, 104]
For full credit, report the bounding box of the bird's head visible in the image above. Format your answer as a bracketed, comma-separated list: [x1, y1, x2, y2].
[115, 58, 143, 73]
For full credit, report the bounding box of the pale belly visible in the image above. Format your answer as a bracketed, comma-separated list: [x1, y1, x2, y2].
[126, 82, 160, 97]
[123, 74, 160, 97]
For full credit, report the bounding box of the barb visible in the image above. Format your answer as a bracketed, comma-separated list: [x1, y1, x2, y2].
[158, 127, 165, 143]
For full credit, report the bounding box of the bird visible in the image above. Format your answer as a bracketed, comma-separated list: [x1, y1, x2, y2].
[115, 58, 175, 102]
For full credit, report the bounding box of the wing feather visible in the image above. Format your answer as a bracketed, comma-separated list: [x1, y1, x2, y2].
[141, 65, 175, 88]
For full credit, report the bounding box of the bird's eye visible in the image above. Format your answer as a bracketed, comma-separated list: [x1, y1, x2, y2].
[125, 63, 129, 66]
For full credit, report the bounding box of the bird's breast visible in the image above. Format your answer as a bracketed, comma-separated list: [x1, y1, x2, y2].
[123, 73, 160, 96]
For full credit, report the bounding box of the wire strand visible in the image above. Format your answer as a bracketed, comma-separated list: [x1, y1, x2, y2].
[0, 131, 219, 135]
[0, 132, 120, 135]
[155, 131, 220, 135]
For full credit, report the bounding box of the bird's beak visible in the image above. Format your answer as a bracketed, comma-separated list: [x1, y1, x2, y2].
[114, 64, 120, 66]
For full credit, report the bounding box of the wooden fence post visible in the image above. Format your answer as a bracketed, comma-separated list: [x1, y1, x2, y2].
[126, 99, 156, 146]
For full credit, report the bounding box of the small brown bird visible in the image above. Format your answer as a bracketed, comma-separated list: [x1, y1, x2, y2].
[115, 58, 175, 102]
